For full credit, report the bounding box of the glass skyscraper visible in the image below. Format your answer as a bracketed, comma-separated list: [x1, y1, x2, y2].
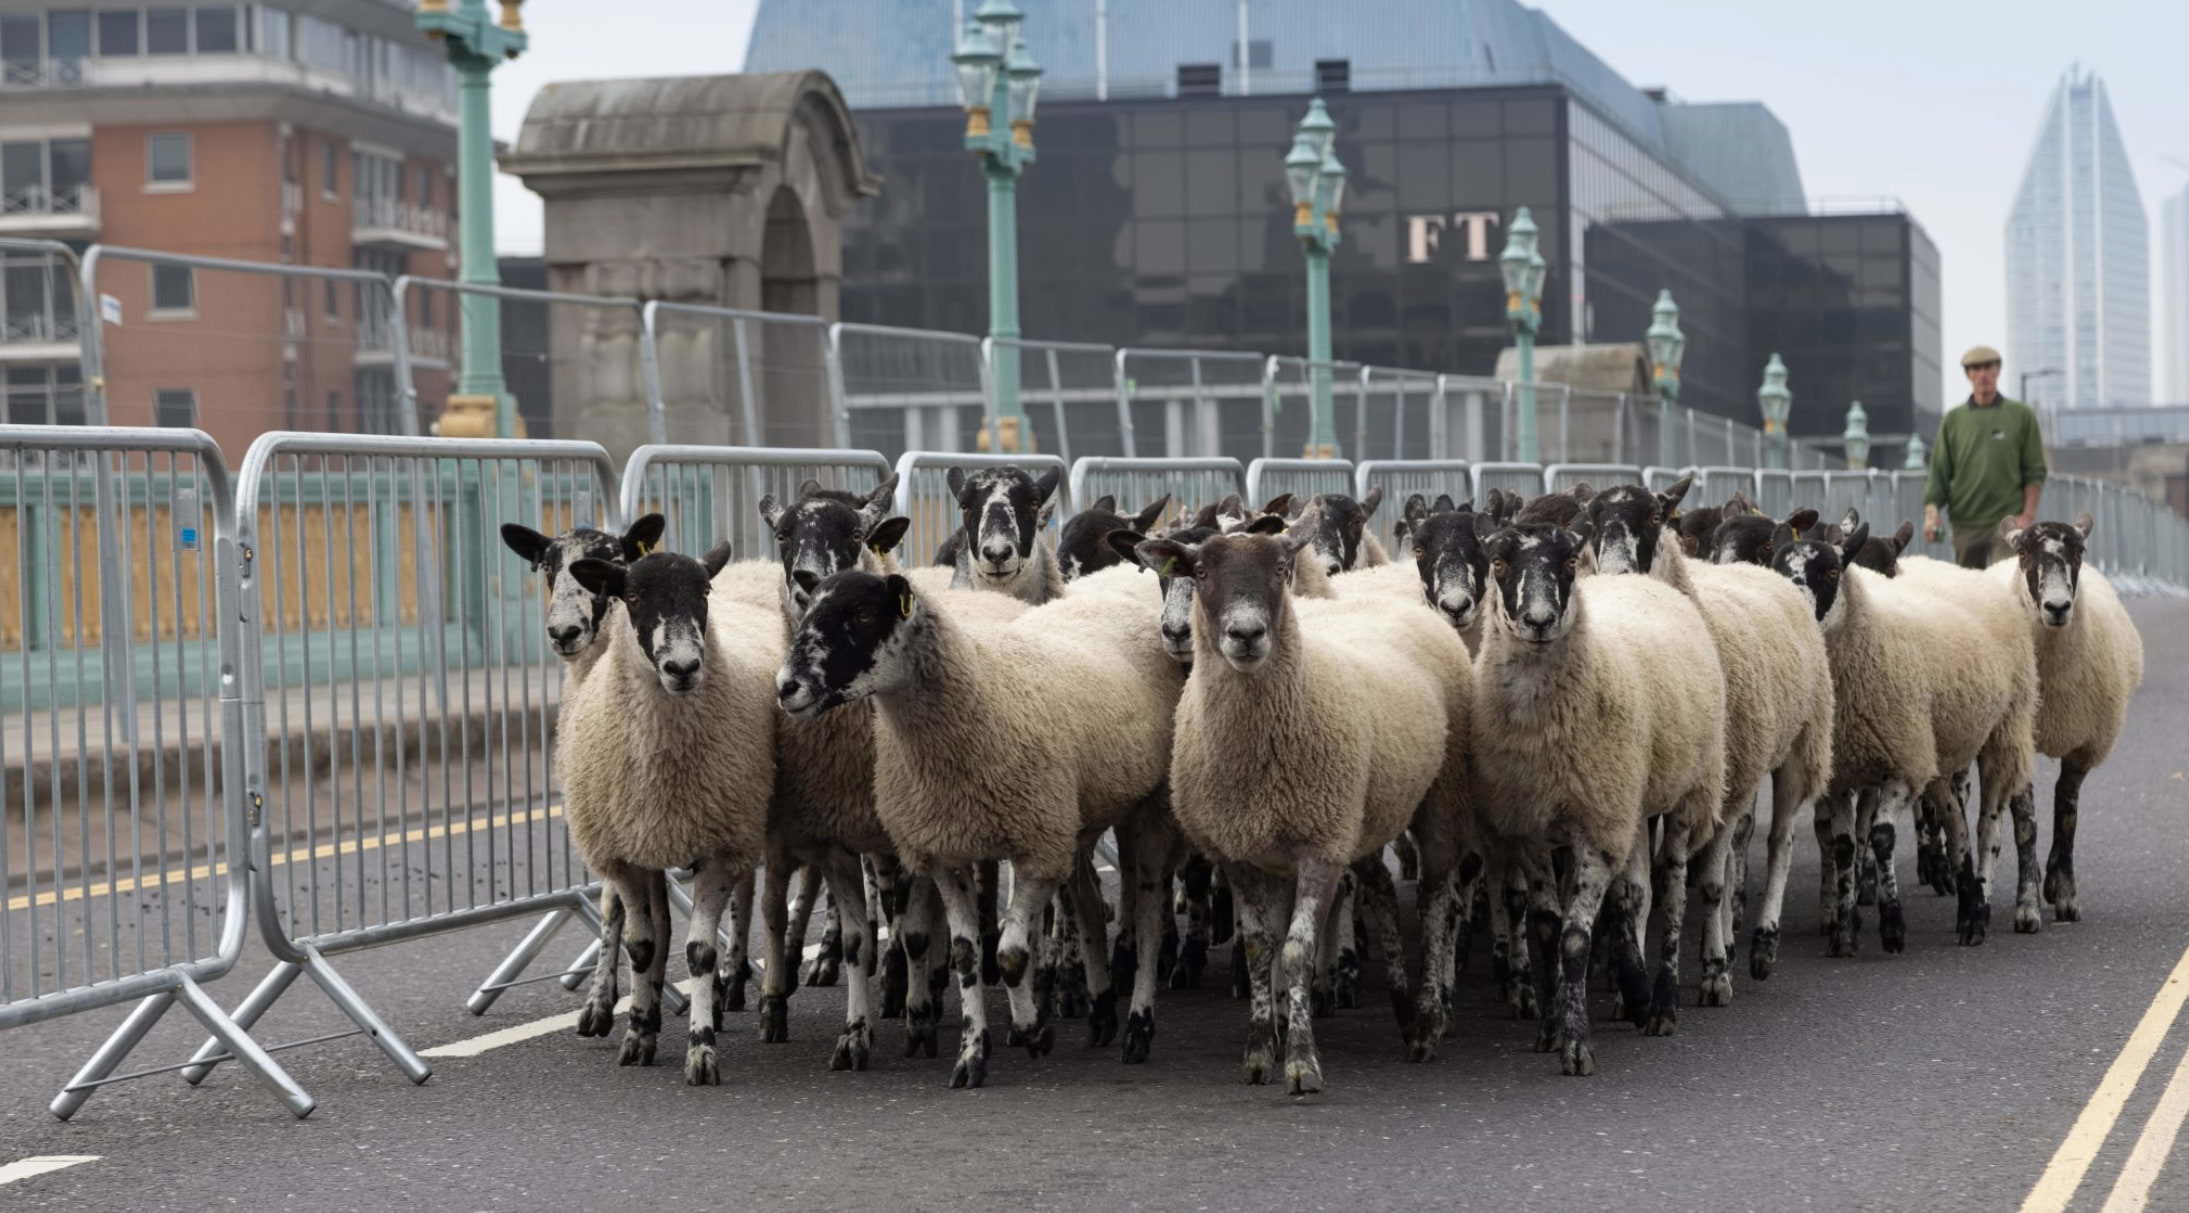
[2006, 69, 2150, 410]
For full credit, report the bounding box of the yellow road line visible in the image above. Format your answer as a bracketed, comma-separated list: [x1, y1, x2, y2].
[2022, 941, 2189, 1213]
[5, 803, 565, 913]
[2098, 1030, 2189, 1212]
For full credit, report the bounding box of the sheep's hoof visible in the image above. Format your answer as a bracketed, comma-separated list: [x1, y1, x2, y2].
[2015, 902, 2043, 934]
[1008, 1021, 1054, 1059]
[1697, 972, 1733, 1008]
[903, 1010, 938, 1059]
[1405, 1013, 1442, 1063]
[1212, 886, 1236, 945]
[829, 1022, 871, 1072]
[1749, 927, 1780, 981]
[1169, 938, 1207, 990]
[758, 995, 789, 1043]
[1087, 988, 1119, 1047]
[617, 1027, 656, 1067]
[1958, 903, 1990, 947]
[1560, 1039, 1596, 1077]
[2053, 899, 2082, 924]
[576, 995, 616, 1039]
[801, 950, 841, 989]
[1532, 1022, 1561, 1054]
[1241, 1051, 1274, 1085]
[685, 1031, 720, 1086]
[1878, 902, 1908, 953]
[1827, 911, 1861, 958]
[948, 1036, 989, 1090]
[1285, 1055, 1325, 1095]
[1119, 1010, 1155, 1064]
[1156, 930, 1179, 983]
[1511, 983, 1539, 1021]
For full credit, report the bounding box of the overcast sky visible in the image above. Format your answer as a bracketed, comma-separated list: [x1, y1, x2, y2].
[489, 0, 2188, 407]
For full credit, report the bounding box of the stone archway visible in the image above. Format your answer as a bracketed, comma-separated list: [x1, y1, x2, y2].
[504, 71, 878, 463]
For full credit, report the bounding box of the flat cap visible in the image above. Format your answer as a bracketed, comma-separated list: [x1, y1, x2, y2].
[1961, 344, 2002, 367]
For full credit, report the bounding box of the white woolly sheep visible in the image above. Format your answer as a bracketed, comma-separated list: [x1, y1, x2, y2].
[559, 542, 778, 1085]
[941, 465, 1066, 603]
[500, 513, 667, 683]
[1472, 521, 1726, 1076]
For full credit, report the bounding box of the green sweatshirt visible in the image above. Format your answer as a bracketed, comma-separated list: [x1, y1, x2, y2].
[1924, 395, 2047, 528]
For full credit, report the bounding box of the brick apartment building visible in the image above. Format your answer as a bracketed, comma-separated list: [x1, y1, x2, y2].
[0, 1, 458, 458]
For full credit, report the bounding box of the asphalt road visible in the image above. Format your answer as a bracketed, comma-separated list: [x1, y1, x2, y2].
[3, 597, 2187, 1212]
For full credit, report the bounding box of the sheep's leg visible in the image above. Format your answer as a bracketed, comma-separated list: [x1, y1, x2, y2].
[1752, 762, 1819, 981]
[1814, 793, 1837, 938]
[1408, 860, 1460, 1063]
[1607, 831, 1652, 1028]
[1065, 854, 1120, 1047]
[1156, 865, 1181, 985]
[1226, 865, 1282, 1084]
[576, 876, 626, 1039]
[1870, 781, 1912, 953]
[803, 874, 845, 989]
[977, 859, 1003, 987]
[1054, 888, 1090, 1020]
[931, 865, 992, 1089]
[1825, 790, 1862, 958]
[1172, 853, 1212, 990]
[757, 857, 795, 1044]
[1110, 830, 1138, 1004]
[1554, 840, 1616, 1077]
[2045, 762, 2088, 923]
[1694, 812, 1739, 1008]
[1280, 857, 1342, 1095]
[618, 869, 668, 1067]
[2009, 781, 2044, 935]
[1504, 865, 1540, 1020]
[1523, 856, 1563, 1055]
[1648, 817, 1694, 1035]
[1486, 870, 1515, 1009]
[682, 859, 738, 1086]
[1211, 862, 1236, 946]
[781, 866, 819, 994]
[723, 867, 754, 1013]
[1318, 867, 1359, 1015]
[898, 874, 942, 1059]
[1352, 858, 1411, 1030]
[1122, 813, 1174, 1063]
[821, 850, 877, 1072]
[1727, 809, 1754, 956]
[995, 866, 1063, 1060]
[871, 853, 910, 1020]
[1393, 832, 1421, 883]
[1965, 764, 2013, 947]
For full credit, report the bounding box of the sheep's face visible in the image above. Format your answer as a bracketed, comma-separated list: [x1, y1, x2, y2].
[1709, 507, 1815, 569]
[2004, 515, 2091, 629]
[759, 476, 907, 618]
[1058, 493, 1168, 582]
[1405, 494, 1486, 633]
[1137, 530, 1298, 671]
[501, 514, 665, 658]
[1294, 488, 1383, 579]
[948, 465, 1060, 587]
[1484, 523, 1583, 645]
[1584, 484, 1674, 576]
[776, 571, 915, 717]
[1120, 525, 1218, 664]
[1674, 506, 1722, 558]
[1849, 523, 1912, 577]
[1769, 526, 1862, 629]
[568, 545, 731, 695]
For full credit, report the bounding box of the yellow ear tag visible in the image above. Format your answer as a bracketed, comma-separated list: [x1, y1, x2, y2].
[1668, 511, 1681, 523]
[1161, 557, 1178, 578]
[898, 592, 912, 618]
[635, 540, 655, 557]
[1788, 526, 1803, 541]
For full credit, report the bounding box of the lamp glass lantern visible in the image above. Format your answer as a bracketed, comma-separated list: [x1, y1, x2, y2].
[951, 20, 1001, 116]
[1757, 353, 1792, 432]
[1499, 207, 1543, 315]
[1285, 133, 1321, 215]
[1004, 34, 1042, 132]
[1317, 152, 1346, 224]
[1298, 97, 1337, 162]
[1645, 289, 1685, 383]
[1842, 399, 1872, 469]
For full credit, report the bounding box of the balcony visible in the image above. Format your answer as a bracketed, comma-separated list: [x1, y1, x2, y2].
[352, 197, 449, 252]
[0, 185, 100, 238]
[0, 313, 82, 362]
[355, 321, 450, 368]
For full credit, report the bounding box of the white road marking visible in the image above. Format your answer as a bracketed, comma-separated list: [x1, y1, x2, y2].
[2022, 941, 2189, 1213]
[0, 1156, 99, 1186]
[2099, 1035, 2189, 1213]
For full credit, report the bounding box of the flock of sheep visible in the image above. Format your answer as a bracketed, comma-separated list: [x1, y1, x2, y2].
[498, 462, 2145, 1095]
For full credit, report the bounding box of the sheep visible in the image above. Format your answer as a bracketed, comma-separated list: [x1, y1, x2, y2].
[1131, 528, 1471, 1092]
[1288, 488, 1390, 578]
[499, 513, 667, 682]
[775, 566, 1183, 1087]
[1056, 494, 1172, 582]
[1767, 523, 2037, 953]
[1584, 478, 1833, 1008]
[940, 465, 1066, 604]
[1472, 521, 1726, 1075]
[559, 541, 777, 1085]
[1401, 493, 1489, 650]
[1712, 503, 1910, 578]
[1991, 514, 2144, 927]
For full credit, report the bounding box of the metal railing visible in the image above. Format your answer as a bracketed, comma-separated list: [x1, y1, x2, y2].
[1, 183, 99, 223]
[1543, 462, 1640, 497]
[1354, 460, 1471, 552]
[891, 451, 1070, 567]
[1115, 348, 1269, 463]
[621, 444, 893, 566]
[833, 323, 992, 464]
[1244, 457, 1354, 513]
[1471, 461, 1546, 503]
[1067, 457, 1244, 527]
[640, 301, 833, 451]
[989, 337, 1121, 468]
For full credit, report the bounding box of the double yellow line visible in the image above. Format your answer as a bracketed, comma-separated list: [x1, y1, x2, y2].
[5, 803, 566, 914]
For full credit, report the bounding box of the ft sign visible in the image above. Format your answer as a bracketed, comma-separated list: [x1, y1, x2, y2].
[1406, 211, 1503, 264]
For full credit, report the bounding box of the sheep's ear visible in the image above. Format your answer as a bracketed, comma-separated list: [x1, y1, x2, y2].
[1839, 506, 1861, 535]
[1033, 467, 1063, 508]
[621, 514, 667, 561]
[1474, 512, 1501, 541]
[500, 523, 552, 569]
[866, 516, 911, 556]
[1189, 501, 1221, 529]
[886, 573, 915, 618]
[1786, 508, 1819, 541]
[1660, 474, 1693, 512]
[1260, 492, 1294, 518]
[1891, 521, 1915, 553]
[1090, 494, 1117, 515]
[2074, 511, 2095, 540]
[1106, 529, 1149, 568]
[1770, 523, 1796, 553]
[1839, 523, 1870, 567]
[1403, 493, 1431, 531]
[796, 477, 826, 501]
[946, 468, 969, 503]
[866, 474, 899, 510]
[1131, 494, 1170, 533]
[758, 493, 788, 532]
[1436, 493, 1459, 513]
[1134, 538, 1195, 580]
[792, 569, 821, 596]
[1566, 482, 1594, 505]
[1569, 521, 1595, 551]
[1216, 493, 1244, 516]
[568, 557, 626, 600]
[1245, 514, 1287, 537]
[702, 540, 734, 579]
[1360, 485, 1385, 518]
[1998, 517, 2024, 548]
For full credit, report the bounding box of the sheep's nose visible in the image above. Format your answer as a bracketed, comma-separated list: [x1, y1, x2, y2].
[548, 624, 583, 648]
[776, 676, 804, 704]
[662, 657, 701, 682]
[1225, 621, 1266, 647]
[1161, 622, 1192, 645]
[981, 542, 1015, 569]
[1439, 596, 1473, 622]
[1521, 607, 1557, 632]
[2043, 600, 2071, 622]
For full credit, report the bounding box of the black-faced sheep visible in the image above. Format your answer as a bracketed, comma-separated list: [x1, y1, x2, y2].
[941, 465, 1066, 603]
[500, 513, 667, 681]
[1057, 493, 1171, 582]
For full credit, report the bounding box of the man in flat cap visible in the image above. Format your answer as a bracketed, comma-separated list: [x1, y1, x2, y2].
[1923, 345, 2048, 568]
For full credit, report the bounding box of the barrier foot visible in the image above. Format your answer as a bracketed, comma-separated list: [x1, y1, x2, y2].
[180, 960, 303, 1084]
[302, 946, 430, 1085]
[172, 972, 316, 1118]
[469, 909, 573, 1015]
[562, 894, 606, 991]
[51, 990, 178, 1121]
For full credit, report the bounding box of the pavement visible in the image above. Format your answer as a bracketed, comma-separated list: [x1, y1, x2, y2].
[0, 597, 2186, 1212]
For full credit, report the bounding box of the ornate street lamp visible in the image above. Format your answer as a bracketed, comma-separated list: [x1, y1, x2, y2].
[1499, 207, 1547, 462]
[953, 1, 1041, 452]
[1904, 432, 1928, 470]
[1645, 289, 1685, 470]
[1842, 400, 1871, 471]
[1286, 99, 1343, 458]
[1757, 353, 1792, 470]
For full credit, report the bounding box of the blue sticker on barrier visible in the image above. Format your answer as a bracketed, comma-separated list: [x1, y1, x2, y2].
[179, 526, 199, 550]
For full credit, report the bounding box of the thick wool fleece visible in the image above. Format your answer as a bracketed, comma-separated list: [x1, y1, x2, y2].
[1170, 595, 1469, 874]
[557, 600, 781, 875]
[872, 586, 1183, 884]
[1821, 568, 2034, 796]
[1329, 560, 1428, 604]
[1650, 549, 1833, 848]
[1986, 561, 2142, 766]
[714, 558, 789, 615]
[1473, 574, 1728, 857]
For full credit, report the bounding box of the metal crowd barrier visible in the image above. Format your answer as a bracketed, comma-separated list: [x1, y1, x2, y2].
[1067, 457, 1244, 529]
[834, 324, 992, 463]
[1115, 349, 1270, 462]
[1817, 471, 1895, 531]
[1471, 462, 1545, 504]
[989, 337, 1123, 467]
[622, 444, 893, 565]
[1354, 460, 1471, 552]
[1752, 469, 1795, 518]
[1695, 467, 1755, 513]
[0, 425, 316, 1120]
[1542, 463, 1641, 496]
[1245, 458, 1355, 512]
[639, 301, 834, 450]
[892, 451, 1071, 567]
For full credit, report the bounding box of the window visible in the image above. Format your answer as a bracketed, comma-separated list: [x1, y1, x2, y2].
[49, 11, 92, 61]
[418, 169, 432, 209]
[194, 6, 237, 54]
[323, 277, 339, 322]
[98, 10, 140, 55]
[1315, 59, 1351, 93]
[1176, 63, 1221, 98]
[147, 132, 191, 186]
[263, 6, 289, 60]
[0, 16, 37, 68]
[151, 263, 194, 313]
[154, 389, 196, 428]
[147, 8, 189, 54]
[49, 138, 89, 196]
[322, 140, 338, 198]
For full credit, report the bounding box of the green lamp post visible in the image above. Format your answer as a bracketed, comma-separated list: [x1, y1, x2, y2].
[1499, 207, 1547, 463]
[1285, 99, 1343, 458]
[1904, 432, 1927, 470]
[1842, 400, 1871, 471]
[1644, 288, 1685, 469]
[417, 0, 527, 439]
[953, 0, 1043, 454]
[1757, 352, 1792, 470]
